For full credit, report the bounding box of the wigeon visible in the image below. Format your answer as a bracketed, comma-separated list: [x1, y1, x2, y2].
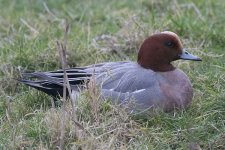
[20, 31, 201, 112]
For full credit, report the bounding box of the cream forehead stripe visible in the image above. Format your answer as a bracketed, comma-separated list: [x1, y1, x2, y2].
[161, 31, 182, 46]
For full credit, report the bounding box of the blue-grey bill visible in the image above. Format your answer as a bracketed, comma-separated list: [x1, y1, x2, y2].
[179, 50, 202, 61]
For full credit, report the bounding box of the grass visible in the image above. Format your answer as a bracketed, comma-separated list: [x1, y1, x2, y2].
[0, 0, 225, 149]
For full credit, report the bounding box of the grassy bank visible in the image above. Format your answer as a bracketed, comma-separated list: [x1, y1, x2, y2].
[0, 0, 224, 149]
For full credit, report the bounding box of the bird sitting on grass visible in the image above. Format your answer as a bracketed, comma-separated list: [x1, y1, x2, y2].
[19, 31, 201, 112]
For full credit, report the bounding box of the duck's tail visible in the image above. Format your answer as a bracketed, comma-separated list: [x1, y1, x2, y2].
[19, 68, 92, 100]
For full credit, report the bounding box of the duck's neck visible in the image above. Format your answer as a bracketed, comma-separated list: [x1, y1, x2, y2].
[137, 61, 176, 72]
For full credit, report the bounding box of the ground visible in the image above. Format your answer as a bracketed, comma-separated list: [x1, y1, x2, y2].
[0, 0, 225, 149]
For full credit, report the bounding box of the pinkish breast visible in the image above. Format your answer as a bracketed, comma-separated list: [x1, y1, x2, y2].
[157, 69, 193, 112]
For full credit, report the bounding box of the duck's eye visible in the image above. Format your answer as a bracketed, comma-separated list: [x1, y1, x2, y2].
[165, 41, 175, 48]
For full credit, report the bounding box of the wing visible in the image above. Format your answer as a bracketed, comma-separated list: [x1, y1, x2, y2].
[92, 63, 165, 109]
[19, 68, 92, 99]
[99, 63, 157, 92]
[96, 63, 164, 109]
[19, 61, 130, 99]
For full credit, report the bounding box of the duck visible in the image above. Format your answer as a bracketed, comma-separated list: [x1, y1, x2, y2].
[20, 31, 201, 112]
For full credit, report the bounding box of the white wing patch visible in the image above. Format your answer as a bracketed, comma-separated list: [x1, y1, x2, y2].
[133, 89, 146, 93]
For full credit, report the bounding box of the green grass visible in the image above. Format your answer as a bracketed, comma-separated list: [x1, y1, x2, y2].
[0, 0, 225, 149]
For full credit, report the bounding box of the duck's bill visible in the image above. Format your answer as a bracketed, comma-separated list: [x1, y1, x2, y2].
[179, 50, 202, 61]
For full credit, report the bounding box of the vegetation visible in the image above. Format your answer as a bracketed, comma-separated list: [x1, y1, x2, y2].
[0, 0, 224, 149]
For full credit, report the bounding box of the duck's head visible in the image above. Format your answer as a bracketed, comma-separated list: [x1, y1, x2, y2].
[137, 31, 201, 72]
